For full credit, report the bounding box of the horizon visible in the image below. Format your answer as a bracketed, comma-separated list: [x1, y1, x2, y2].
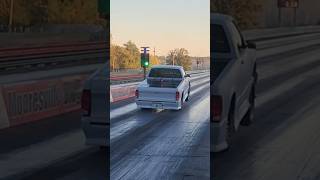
[111, 0, 210, 57]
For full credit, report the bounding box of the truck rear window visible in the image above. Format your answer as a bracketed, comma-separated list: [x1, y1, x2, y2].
[149, 68, 182, 78]
[211, 24, 231, 53]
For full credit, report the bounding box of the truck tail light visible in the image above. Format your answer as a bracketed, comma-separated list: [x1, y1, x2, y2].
[212, 95, 222, 122]
[176, 91, 180, 101]
[135, 90, 139, 98]
[81, 89, 91, 116]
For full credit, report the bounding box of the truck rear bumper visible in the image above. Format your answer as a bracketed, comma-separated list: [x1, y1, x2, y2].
[211, 118, 228, 152]
[136, 100, 181, 110]
[82, 117, 109, 147]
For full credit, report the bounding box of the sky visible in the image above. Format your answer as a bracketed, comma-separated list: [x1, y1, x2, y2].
[111, 0, 210, 57]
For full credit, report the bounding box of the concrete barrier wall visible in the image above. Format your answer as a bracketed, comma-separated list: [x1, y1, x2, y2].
[0, 74, 89, 129]
[110, 83, 138, 103]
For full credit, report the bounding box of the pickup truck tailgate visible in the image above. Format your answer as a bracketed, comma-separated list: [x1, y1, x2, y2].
[138, 87, 177, 102]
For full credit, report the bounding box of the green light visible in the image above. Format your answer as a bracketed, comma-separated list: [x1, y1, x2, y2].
[144, 61, 149, 66]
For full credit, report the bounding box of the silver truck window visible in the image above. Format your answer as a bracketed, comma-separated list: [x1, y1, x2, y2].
[230, 21, 245, 48]
[211, 24, 231, 53]
[149, 68, 182, 78]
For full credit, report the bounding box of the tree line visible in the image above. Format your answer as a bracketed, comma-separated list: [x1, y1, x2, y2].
[111, 41, 160, 71]
[111, 41, 192, 71]
[166, 48, 192, 71]
[0, 0, 106, 27]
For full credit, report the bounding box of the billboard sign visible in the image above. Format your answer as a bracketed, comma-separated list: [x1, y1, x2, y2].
[278, 0, 299, 8]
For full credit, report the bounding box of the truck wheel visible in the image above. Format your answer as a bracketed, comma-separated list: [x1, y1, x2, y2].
[185, 85, 191, 102]
[225, 103, 235, 149]
[181, 95, 184, 107]
[241, 87, 255, 126]
[141, 108, 152, 111]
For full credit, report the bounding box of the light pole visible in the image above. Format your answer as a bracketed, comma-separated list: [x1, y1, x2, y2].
[172, 55, 175, 66]
[9, 0, 14, 32]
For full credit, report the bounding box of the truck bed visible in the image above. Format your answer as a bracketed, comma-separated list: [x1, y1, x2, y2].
[138, 78, 181, 102]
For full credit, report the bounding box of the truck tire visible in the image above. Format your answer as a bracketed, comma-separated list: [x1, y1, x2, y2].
[241, 86, 255, 126]
[253, 64, 258, 84]
[181, 94, 184, 106]
[225, 101, 235, 149]
[185, 84, 191, 102]
[141, 107, 152, 111]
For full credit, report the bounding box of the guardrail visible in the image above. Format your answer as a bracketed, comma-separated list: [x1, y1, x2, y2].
[110, 70, 210, 85]
[0, 41, 109, 74]
[110, 70, 210, 102]
[244, 25, 320, 41]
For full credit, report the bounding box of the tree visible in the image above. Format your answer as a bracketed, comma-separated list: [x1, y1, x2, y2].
[123, 41, 140, 68]
[211, 0, 262, 29]
[48, 0, 97, 24]
[110, 44, 118, 71]
[110, 44, 131, 70]
[0, 0, 106, 26]
[150, 55, 160, 66]
[0, 0, 10, 24]
[166, 48, 192, 71]
[22, 0, 48, 25]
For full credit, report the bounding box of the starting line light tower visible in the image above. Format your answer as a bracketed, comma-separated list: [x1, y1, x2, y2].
[141, 47, 150, 79]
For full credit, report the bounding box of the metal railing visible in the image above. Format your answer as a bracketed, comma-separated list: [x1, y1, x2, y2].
[0, 41, 108, 74]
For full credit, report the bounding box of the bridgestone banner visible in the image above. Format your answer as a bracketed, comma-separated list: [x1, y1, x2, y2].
[1, 74, 88, 127]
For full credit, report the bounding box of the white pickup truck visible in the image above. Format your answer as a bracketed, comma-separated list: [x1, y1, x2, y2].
[211, 13, 258, 152]
[81, 63, 109, 147]
[135, 65, 191, 110]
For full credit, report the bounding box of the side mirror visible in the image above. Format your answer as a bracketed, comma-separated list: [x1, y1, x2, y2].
[185, 74, 191, 78]
[247, 41, 256, 49]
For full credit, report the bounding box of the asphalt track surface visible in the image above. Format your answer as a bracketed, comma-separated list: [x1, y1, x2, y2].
[1, 33, 320, 180]
[212, 35, 320, 180]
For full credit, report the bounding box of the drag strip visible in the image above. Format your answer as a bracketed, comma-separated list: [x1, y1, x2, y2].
[213, 33, 320, 180]
[110, 74, 210, 179]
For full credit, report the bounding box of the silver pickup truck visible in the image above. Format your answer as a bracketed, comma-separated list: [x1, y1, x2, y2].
[135, 65, 191, 110]
[211, 13, 258, 152]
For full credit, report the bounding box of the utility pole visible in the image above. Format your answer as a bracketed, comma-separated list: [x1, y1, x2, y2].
[153, 47, 156, 65]
[196, 59, 199, 70]
[294, 7, 297, 26]
[278, 7, 282, 27]
[9, 0, 14, 32]
[172, 54, 175, 66]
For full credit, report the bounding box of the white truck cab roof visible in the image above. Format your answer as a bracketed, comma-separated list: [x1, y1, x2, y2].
[151, 65, 184, 70]
[148, 65, 186, 78]
[211, 13, 234, 25]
